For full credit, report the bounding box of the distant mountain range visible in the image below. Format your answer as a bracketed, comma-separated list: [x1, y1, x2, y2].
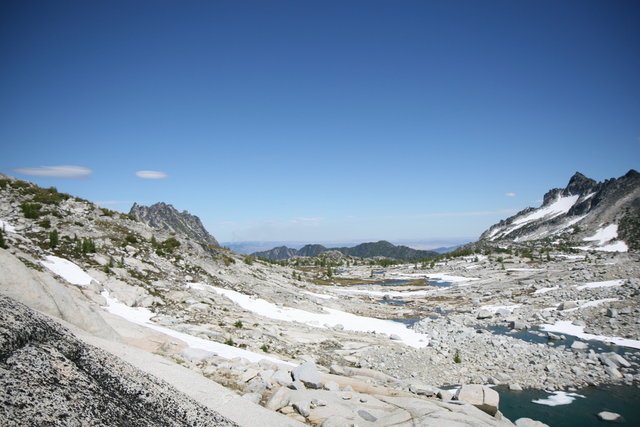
[251, 240, 439, 261]
[478, 169, 639, 251]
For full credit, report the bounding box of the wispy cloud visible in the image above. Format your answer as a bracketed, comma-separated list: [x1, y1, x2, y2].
[289, 217, 324, 224]
[135, 170, 168, 179]
[96, 200, 134, 206]
[411, 208, 520, 218]
[505, 192, 517, 197]
[12, 165, 92, 179]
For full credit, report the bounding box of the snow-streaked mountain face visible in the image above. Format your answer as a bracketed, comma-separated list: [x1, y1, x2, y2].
[479, 170, 640, 251]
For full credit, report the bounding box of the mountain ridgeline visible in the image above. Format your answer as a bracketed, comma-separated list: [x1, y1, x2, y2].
[478, 169, 640, 250]
[129, 202, 219, 247]
[251, 240, 439, 261]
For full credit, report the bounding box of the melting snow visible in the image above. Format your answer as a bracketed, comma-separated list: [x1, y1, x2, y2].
[41, 255, 96, 286]
[540, 320, 640, 349]
[532, 391, 585, 407]
[196, 284, 430, 348]
[575, 280, 624, 291]
[102, 290, 288, 365]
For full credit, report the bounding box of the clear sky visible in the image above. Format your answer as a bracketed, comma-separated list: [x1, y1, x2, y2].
[1, 0, 639, 244]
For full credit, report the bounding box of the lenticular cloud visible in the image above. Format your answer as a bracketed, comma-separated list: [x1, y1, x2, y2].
[12, 165, 92, 179]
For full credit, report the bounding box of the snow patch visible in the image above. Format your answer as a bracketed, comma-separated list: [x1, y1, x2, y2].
[102, 290, 289, 365]
[533, 286, 559, 295]
[532, 391, 585, 407]
[540, 320, 640, 349]
[575, 280, 624, 291]
[302, 291, 336, 300]
[0, 219, 16, 233]
[198, 284, 430, 348]
[41, 255, 96, 286]
[583, 224, 618, 245]
[480, 304, 521, 314]
[512, 195, 579, 225]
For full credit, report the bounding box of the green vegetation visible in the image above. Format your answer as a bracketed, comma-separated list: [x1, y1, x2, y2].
[454, 349, 461, 364]
[38, 219, 51, 229]
[222, 254, 235, 266]
[619, 208, 640, 251]
[20, 202, 44, 219]
[234, 320, 243, 328]
[260, 344, 270, 353]
[27, 186, 70, 205]
[49, 229, 59, 249]
[224, 338, 236, 347]
[244, 256, 255, 265]
[0, 228, 7, 249]
[125, 234, 138, 244]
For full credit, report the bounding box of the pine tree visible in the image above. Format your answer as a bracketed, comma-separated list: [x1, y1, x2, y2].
[49, 229, 59, 249]
[0, 228, 6, 249]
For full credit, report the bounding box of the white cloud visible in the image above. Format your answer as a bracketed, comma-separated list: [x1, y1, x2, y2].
[12, 165, 92, 179]
[505, 192, 517, 197]
[289, 217, 324, 224]
[135, 170, 168, 179]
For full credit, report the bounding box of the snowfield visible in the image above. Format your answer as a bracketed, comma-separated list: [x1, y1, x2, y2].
[102, 290, 289, 365]
[193, 283, 430, 348]
[41, 255, 96, 286]
[583, 224, 618, 245]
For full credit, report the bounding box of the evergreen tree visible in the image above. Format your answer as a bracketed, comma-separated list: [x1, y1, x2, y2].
[0, 228, 6, 249]
[49, 229, 59, 249]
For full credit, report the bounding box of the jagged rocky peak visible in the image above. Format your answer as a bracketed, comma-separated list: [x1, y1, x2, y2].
[129, 202, 219, 247]
[479, 169, 640, 247]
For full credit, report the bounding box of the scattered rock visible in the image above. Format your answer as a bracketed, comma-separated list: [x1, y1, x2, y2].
[456, 384, 500, 416]
[291, 362, 323, 389]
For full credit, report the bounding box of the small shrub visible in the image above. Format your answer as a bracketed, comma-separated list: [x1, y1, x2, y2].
[234, 320, 243, 329]
[20, 203, 43, 219]
[31, 187, 69, 205]
[0, 229, 7, 249]
[125, 234, 138, 244]
[453, 349, 461, 364]
[224, 338, 236, 347]
[222, 255, 235, 266]
[244, 256, 254, 265]
[38, 219, 51, 229]
[260, 344, 270, 353]
[49, 229, 59, 249]
[161, 237, 180, 252]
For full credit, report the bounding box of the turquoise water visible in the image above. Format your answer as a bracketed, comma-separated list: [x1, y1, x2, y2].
[497, 384, 640, 426]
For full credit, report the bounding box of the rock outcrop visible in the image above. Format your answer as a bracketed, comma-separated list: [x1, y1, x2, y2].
[0, 294, 237, 426]
[130, 201, 219, 247]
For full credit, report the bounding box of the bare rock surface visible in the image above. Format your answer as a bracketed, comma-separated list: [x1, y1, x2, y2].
[0, 294, 237, 426]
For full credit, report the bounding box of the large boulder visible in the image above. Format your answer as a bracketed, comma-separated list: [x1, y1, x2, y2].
[456, 384, 500, 416]
[291, 362, 323, 389]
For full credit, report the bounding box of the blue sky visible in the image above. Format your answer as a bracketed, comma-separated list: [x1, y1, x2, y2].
[2, 0, 639, 244]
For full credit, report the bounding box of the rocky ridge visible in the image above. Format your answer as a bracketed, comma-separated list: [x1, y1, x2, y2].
[130, 201, 219, 247]
[479, 170, 640, 249]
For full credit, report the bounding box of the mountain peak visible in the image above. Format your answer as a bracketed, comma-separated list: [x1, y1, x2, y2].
[564, 172, 597, 196]
[129, 202, 219, 247]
